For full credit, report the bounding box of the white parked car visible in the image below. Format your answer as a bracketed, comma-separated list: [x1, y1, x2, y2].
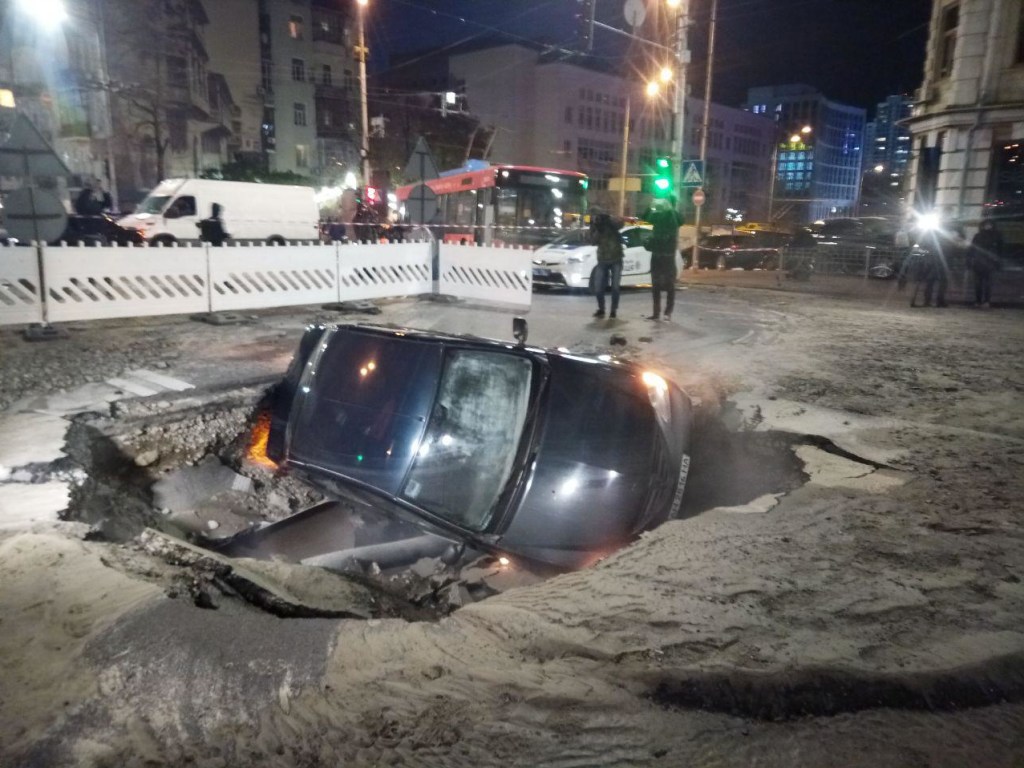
[533, 224, 663, 292]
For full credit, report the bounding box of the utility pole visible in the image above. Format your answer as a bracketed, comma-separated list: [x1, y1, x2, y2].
[93, 0, 119, 210]
[668, 0, 689, 196]
[618, 95, 631, 217]
[356, 0, 370, 184]
[692, 0, 718, 259]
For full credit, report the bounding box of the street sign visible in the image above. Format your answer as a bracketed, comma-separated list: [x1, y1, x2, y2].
[681, 160, 704, 187]
[402, 136, 440, 183]
[406, 183, 438, 225]
[2, 187, 67, 243]
[692, 187, 706, 207]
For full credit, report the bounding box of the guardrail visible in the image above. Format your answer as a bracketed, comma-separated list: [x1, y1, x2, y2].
[0, 240, 532, 327]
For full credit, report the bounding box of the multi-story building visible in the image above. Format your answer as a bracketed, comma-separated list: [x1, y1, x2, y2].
[0, 0, 116, 200]
[745, 84, 866, 224]
[100, 0, 229, 201]
[204, 0, 263, 168]
[257, 0, 360, 182]
[861, 94, 913, 214]
[904, 0, 1024, 235]
[393, 42, 775, 221]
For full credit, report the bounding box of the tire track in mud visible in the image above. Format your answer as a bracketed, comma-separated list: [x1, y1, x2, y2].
[644, 652, 1024, 720]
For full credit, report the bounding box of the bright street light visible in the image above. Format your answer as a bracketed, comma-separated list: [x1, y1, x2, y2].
[646, 80, 661, 97]
[15, 0, 67, 30]
[801, 125, 812, 134]
[659, 66, 673, 83]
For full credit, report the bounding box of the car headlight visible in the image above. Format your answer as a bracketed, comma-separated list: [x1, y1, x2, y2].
[642, 370, 671, 425]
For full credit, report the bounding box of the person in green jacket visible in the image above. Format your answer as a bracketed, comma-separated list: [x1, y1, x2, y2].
[642, 196, 682, 320]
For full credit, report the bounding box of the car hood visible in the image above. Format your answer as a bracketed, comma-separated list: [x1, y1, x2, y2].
[532, 245, 593, 266]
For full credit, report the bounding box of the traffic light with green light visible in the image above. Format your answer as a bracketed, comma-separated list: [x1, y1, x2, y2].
[653, 156, 673, 198]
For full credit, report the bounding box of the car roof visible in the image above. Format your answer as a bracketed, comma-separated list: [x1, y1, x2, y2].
[313, 323, 636, 371]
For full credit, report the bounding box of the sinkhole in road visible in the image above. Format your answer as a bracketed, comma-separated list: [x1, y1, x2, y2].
[62, 386, 813, 619]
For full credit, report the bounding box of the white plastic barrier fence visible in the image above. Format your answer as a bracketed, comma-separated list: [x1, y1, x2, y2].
[438, 242, 533, 307]
[0, 239, 529, 327]
[338, 241, 434, 301]
[0, 247, 43, 326]
[43, 243, 209, 323]
[209, 242, 337, 312]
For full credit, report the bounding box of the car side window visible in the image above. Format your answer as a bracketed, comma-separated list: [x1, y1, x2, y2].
[623, 228, 647, 249]
[165, 196, 197, 219]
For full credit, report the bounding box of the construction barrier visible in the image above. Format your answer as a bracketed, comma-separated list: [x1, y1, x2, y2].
[0, 239, 533, 327]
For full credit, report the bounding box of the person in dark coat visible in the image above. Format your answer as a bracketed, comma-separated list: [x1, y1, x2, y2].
[967, 219, 1003, 307]
[642, 196, 682, 320]
[590, 210, 624, 319]
[73, 178, 113, 216]
[197, 203, 230, 246]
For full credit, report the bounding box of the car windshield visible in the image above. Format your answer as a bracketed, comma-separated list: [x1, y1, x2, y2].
[401, 349, 533, 531]
[546, 228, 591, 248]
[137, 195, 171, 214]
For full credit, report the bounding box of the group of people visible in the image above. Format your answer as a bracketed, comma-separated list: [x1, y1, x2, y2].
[900, 218, 1006, 309]
[589, 196, 682, 321]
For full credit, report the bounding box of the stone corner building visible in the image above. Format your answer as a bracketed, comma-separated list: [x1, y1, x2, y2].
[905, 0, 1024, 233]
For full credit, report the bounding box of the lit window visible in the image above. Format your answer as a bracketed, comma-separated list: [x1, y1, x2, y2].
[296, 144, 309, 168]
[288, 15, 304, 40]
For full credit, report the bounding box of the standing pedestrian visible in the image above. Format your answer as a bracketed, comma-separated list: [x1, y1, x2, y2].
[967, 218, 1003, 308]
[590, 210, 624, 319]
[642, 196, 683, 320]
[197, 203, 230, 246]
[73, 177, 113, 216]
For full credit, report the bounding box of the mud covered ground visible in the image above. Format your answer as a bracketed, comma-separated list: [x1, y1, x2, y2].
[1, 285, 1023, 767]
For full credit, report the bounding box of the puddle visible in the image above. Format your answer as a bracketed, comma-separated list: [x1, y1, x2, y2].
[58, 387, 893, 620]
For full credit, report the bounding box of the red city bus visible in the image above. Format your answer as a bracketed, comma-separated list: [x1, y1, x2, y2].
[395, 162, 589, 248]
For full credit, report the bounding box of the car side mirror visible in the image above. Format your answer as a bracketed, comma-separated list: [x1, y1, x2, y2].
[512, 317, 528, 345]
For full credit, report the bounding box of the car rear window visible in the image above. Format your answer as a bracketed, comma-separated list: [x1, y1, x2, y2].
[288, 333, 442, 493]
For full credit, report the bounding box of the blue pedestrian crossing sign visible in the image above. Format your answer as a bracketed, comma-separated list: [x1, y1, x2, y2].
[681, 160, 704, 187]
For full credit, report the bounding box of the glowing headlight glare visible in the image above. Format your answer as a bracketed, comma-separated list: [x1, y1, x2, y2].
[560, 477, 580, 496]
[916, 212, 941, 231]
[642, 371, 668, 392]
[642, 370, 672, 423]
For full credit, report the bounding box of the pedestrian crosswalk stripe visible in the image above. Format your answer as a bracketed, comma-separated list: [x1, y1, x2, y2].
[106, 377, 162, 397]
[127, 369, 195, 392]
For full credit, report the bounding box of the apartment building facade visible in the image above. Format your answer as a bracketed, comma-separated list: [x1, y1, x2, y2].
[904, 0, 1024, 233]
[257, 0, 360, 181]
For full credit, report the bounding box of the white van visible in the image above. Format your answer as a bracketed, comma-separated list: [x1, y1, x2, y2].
[119, 179, 320, 245]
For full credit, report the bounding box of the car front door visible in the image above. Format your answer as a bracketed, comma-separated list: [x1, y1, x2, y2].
[620, 227, 652, 284]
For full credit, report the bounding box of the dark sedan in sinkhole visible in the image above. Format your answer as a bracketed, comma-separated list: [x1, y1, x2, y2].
[227, 322, 693, 571]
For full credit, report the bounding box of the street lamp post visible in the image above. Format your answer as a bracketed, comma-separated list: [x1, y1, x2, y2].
[666, 0, 689, 196]
[691, 0, 718, 267]
[356, 0, 370, 185]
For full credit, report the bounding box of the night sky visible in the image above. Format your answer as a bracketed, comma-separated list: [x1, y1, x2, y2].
[370, 0, 933, 115]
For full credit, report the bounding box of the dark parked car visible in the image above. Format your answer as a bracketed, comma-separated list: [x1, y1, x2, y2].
[225, 322, 693, 571]
[695, 231, 791, 270]
[51, 214, 145, 247]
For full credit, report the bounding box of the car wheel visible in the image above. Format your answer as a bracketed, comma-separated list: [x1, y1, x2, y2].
[151, 235, 176, 248]
[266, 235, 286, 246]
